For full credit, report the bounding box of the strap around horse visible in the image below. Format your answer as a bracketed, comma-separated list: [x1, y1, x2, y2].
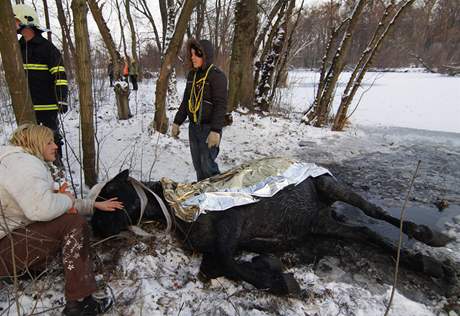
[128, 177, 172, 233]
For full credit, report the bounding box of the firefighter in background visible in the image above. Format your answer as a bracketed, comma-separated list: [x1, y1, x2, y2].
[13, 4, 68, 165]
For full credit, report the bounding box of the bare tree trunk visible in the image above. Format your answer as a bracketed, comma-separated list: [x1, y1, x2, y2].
[163, 0, 180, 109]
[227, 0, 257, 111]
[71, 0, 97, 186]
[305, 0, 367, 127]
[132, 0, 162, 52]
[114, 0, 128, 58]
[270, 0, 304, 94]
[87, 0, 131, 120]
[61, 33, 74, 81]
[125, 0, 140, 79]
[303, 17, 349, 121]
[87, 0, 121, 77]
[253, 0, 286, 57]
[203, 0, 233, 70]
[332, 0, 415, 131]
[254, 0, 294, 112]
[219, 1, 234, 70]
[42, 0, 52, 42]
[56, 0, 76, 79]
[194, 0, 205, 39]
[152, 0, 197, 133]
[0, 0, 36, 125]
[56, 0, 76, 56]
[214, 0, 221, 56]
[253, 1, 287, 93]
[159, 0, 168, 51]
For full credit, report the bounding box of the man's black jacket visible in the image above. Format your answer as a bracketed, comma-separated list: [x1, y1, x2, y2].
[174, 40, 228, 133]
[19, 34, 68, 112]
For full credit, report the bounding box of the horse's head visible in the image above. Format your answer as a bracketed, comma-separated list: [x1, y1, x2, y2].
[91, 169, 141, 238]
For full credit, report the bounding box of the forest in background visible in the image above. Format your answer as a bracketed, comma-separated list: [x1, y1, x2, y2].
[2, 1, 459, 76]
[111, 0, 460, 76]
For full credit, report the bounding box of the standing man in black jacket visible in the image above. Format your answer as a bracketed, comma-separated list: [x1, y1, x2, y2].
[171, 39, 228, 181]
[13, 4, 68, 163]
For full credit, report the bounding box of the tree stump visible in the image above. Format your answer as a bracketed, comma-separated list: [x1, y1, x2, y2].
[114, 81, 131, 120]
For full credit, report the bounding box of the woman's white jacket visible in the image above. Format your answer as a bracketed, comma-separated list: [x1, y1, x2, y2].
[0, 145, 93, 240]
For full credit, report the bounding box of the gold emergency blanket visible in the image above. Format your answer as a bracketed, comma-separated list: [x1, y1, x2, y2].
[160, 157, 331, 222]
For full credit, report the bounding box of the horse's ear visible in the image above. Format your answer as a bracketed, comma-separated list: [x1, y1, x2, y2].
[112, 169, 130, 183]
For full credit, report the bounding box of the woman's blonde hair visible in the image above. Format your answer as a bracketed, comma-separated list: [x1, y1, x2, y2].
[9, 123, 54, 160]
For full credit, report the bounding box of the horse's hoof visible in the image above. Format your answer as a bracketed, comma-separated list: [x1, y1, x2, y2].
[269, 272, 300, 296]
[428, 231, 455, 247]
[197, 271, 212, 283]
[198, 265, 223, 281]
[252, 255, 284, 272]
[421, 255, 444, 278]
[411, 224, 454, 247]
[281, 273, 301, 296]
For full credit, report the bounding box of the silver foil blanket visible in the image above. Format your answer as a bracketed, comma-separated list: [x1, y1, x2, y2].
[161, 157, 331, 222]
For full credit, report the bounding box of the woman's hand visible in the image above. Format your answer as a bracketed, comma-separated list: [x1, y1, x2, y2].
[94, 197, 124, 212]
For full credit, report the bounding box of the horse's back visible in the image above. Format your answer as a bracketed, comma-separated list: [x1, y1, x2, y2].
[185, 178, 326, 251]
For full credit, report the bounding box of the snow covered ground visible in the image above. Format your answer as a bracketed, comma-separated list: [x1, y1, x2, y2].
[0, 70, 459, 315]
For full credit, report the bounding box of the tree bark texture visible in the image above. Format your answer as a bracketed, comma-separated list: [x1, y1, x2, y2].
[194, 0, 205, 39]
[303, 18, 350, 122]
[255, 1, 294, 112]
[87, 0, 130, 120]
[272, 0, 303, 91]
[115, 0, 128, 58]
[164, 0, 180, 109]
[56, 0, 76, 56]
[56, 0, 76, 79]
[153, 0, 197, 134]
[253, 1, 287, 96]
[227, 0, 258, 111]
[71, 0, 97, 186]
[0, 0, 36, 125]
[308, 0, 367, 127]
[125, 0, 140, 78]
[253, 0, 286, 57]
[159, 0, 168, 51]
[332, 0, 415, 131]
[132, 0, 162, 52]
[42, 0, 52, 42]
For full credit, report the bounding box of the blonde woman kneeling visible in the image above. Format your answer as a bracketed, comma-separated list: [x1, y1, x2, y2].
[0, 124, 123, 315]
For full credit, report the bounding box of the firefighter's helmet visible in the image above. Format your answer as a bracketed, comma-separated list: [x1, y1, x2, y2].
[12, 4, 44, 31]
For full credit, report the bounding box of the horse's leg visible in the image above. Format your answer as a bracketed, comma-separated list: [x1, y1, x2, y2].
[199, 252, 224, 280]
[314, 175, 453, 247]
[206, 215, 300, 295]
[316, 208, 459, 296]
[200, 252, 283, 281]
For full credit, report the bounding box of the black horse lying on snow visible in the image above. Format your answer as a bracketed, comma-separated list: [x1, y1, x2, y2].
[91, 163, 456, 295]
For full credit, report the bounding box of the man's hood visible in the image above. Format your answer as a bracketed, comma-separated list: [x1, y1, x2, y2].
[188, 39, 215, 69]
[198, 39, 214, 67]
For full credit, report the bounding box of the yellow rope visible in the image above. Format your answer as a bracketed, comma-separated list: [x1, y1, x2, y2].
[188, 64, 214, 123]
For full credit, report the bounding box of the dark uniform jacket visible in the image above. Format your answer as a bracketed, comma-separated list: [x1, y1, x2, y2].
[173, 40, 228, 133]
[19, 34, 68, 113]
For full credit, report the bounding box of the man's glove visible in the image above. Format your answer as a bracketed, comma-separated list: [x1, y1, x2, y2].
[207, 131, 221, 148]
[171, 123, 180, 139]
[58, 101, 68, 114]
